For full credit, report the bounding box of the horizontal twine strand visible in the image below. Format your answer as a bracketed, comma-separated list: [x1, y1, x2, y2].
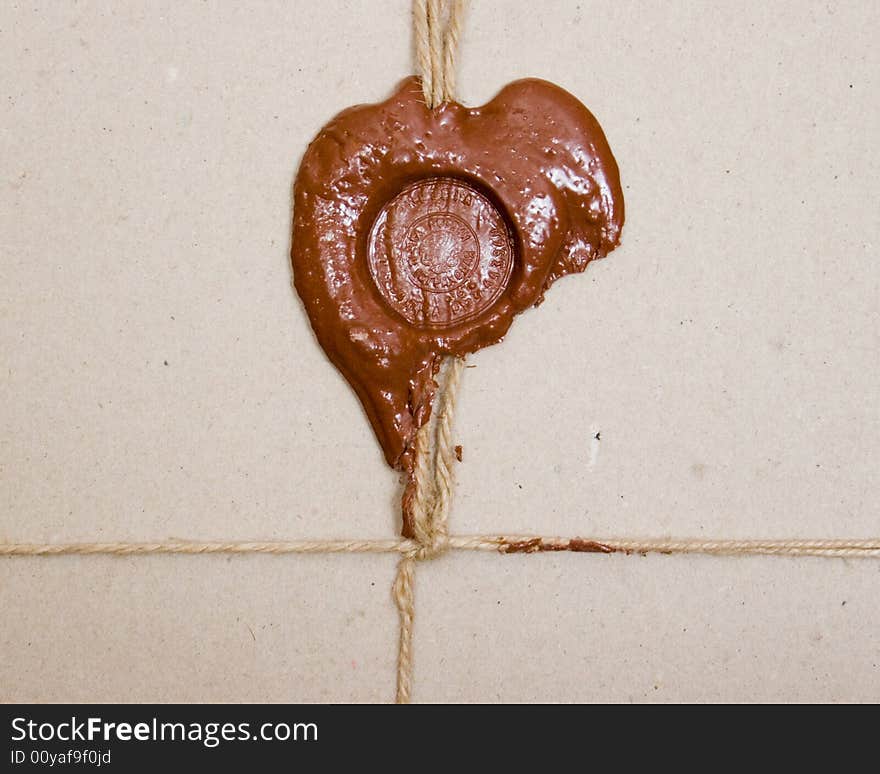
[2, 536, 878, 559]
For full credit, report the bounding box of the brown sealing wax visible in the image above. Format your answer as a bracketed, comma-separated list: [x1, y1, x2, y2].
[292, 76, 624, 474]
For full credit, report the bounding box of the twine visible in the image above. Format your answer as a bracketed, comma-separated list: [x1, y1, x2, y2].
[394, 356, 466, 702]
[3, 535, 878, 560]
[396, 2, 470, 698]
[414, 0, 465, 107]
[2, 1, 877, 704]
[4, 530, 877, 705]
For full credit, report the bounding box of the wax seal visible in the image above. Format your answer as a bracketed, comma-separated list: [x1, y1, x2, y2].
[292, 76, 624, 473]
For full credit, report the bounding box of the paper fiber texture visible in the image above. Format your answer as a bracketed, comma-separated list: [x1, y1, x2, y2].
[1, 1, 878, 702]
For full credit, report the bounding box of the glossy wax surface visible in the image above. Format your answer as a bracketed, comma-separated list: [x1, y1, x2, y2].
[292, 76, 624, 472]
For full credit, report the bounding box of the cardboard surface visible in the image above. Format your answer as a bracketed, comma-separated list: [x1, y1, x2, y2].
[1, 0, 878, 702]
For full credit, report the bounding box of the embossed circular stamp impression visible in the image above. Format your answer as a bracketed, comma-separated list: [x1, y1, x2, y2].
[368, 178, 514, 328]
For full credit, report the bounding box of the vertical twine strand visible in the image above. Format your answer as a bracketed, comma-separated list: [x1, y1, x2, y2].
[400, 0, 469, 704]
[428, 0, 444, 107]
[427, 356, 465, 542]
[394, 356, 466, 703]
[413, 0, 433, 107]
[440, 0, 465, 102]
[414, 0, 466, 108]
[393, 555, 417, 704]
[408, 421, 436, 550]
[408, 357, 465, 555]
